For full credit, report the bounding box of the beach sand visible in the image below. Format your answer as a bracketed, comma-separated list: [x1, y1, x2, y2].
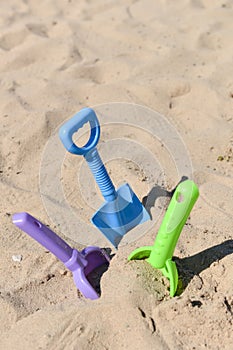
[0, 0, 233, 349]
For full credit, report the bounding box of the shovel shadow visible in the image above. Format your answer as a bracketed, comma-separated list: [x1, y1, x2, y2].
[142, 176, 189, 219]
[86, 248, 115, 296]
[175, 240, 233, 293]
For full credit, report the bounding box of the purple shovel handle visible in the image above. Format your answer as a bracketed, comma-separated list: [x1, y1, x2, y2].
[12, 212, 87, 266]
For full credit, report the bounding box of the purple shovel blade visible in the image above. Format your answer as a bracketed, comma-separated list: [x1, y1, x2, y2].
[81, 246, 110, 275]
[12, 212, 110, 300]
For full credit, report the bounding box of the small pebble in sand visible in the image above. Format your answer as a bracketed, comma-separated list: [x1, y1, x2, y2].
[58, 269, 68, 276]
[12, 255, 22, 262]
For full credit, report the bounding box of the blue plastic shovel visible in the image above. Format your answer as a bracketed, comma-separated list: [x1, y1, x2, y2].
[59, 108, 150, 247]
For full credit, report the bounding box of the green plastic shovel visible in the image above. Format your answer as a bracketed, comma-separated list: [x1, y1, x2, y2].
[128, 180, 199, 297]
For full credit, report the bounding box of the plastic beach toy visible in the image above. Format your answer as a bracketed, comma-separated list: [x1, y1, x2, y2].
[59, 107, 150, 248]
[12, 212, 110, 300]
[128, 180, 199, 297]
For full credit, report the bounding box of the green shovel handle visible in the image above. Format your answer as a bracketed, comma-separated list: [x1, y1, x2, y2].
[147, 180, 199, 269]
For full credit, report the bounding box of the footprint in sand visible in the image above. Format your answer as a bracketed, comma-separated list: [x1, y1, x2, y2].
[0, 29, 29, 51]
[194, 171, 233, 219]
[201, 181, 233, 218]
[59, 45, 83, 71]
[65, 59, 131, 84]
[26, 23, 49, 38]
[169, 80, 191, 98]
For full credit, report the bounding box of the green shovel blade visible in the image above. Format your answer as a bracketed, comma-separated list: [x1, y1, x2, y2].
[160, 259, 178, 297]
[128, 246, 153, 261]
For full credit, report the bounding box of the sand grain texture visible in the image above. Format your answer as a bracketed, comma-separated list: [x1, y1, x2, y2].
[0, 0, 233, 349]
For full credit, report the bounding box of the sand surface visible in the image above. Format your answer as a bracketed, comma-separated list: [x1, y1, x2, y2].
[0, 0, 233, 349]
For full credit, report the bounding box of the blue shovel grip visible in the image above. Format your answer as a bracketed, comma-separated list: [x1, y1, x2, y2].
[59, 107, 116, 202]
[59, 107, 100, 155]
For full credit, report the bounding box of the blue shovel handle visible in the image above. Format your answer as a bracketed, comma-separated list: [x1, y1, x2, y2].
[59, 107, 100, 155]
[59, 108, 117, 202]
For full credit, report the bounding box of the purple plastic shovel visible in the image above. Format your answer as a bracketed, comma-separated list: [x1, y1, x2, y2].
[12, 212, 110, 300]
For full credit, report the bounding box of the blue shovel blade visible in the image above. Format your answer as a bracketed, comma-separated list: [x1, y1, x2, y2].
[91, 183, 150, 247]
